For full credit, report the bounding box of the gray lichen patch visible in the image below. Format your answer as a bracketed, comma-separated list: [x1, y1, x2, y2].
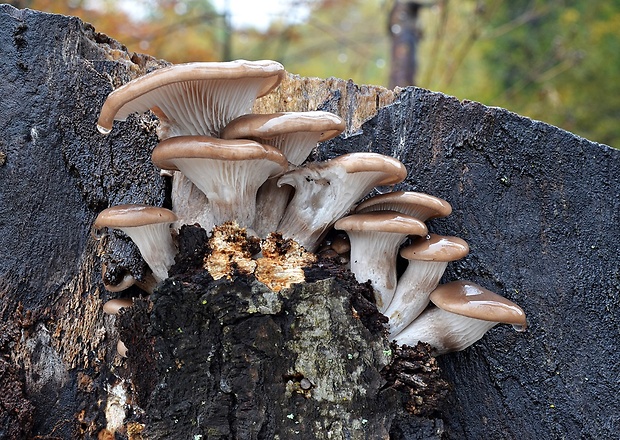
[285, 279, 392, 404]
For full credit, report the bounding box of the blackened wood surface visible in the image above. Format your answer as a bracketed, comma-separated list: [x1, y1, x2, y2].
[1, 4, 619, 439]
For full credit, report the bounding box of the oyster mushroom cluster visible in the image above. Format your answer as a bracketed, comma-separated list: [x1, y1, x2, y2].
[93, 59, 526, 358]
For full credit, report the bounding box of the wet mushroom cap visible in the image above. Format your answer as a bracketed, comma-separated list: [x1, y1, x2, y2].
[221, 111, 345, 143]
[355, 191, 452, 220]
[400, 234, 469, 262]
[151, 136, 288, 171]
[97, 59, 285, 134]
[93, 205, 178, 229]
[334, 211, 428, 236]
[429, 280, 527, 329]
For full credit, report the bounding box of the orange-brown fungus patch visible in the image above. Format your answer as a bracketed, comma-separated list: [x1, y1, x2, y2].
[255, 233, 317, 291]
[203, 222, 261, 280]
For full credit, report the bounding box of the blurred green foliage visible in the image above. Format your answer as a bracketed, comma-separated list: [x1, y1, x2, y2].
[10, 0, 620, 147]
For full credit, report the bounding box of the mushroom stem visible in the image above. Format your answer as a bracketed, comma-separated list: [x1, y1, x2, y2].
[390, 307, 498, 356]
[385, 260, 449, 336]
[120, 223, 177, 282]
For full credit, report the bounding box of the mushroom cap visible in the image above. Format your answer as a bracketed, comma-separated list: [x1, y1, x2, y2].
[400, 234, 469, 262]
[97, 59, 285, 134]
[355, 191, 452, 220]
[221, 111, 345, 142]
[429, 280, 527, 328]
[151, 136, 288, 171]
[103, 298, 134, 315]
[334, 211, 428, 236]
[330, 153, 407, 186]
[94, 205, 178, 229]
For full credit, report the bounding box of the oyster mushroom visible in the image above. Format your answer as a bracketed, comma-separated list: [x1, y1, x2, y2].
[355, 191, 452, 220]
[276, 152, 407, 251]
[97, 60, 285, 228]
[221, 111, 346, 237]
[93, 205, 178, 283]
[392, 280, 527, 355]
[386, 234, 469, 336]
[97, 59, 285, 138]
[334, 211, 428, 311]
[151, 136, 288, 231]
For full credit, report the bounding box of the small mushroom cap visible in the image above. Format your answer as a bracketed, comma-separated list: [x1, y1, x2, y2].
[97, 60, 285, 133]
[429, 280, 527, 328]
[400, 234, 469, 262]
[331, 153, 407, 185]
[151, 136, 288, 171]
[103, 298, 134, 315]
[221, 111, 345, 142]
[355, 191, 452, 219]
[93, 205, 178, 229]
[334, 211, 428, 236]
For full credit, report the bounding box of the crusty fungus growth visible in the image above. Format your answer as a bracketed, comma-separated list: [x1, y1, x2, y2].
[354, 191, 452, 220]
[93, 205, 178, 282]
[222, 111, 346, 237]
[277, 152, 407, 251]
[392, 280, 527, 355]
[151, 136, 288, 231]
[254, 233, 317, 291]
[97, 60, 285, 138]
[386, 234, 469, 336]
[334, 211, 428, 311]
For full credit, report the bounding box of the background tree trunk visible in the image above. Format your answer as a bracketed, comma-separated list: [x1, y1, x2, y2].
[1, 5, 619, 439]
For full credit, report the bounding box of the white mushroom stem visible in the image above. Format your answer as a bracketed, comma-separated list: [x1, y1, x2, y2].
[170, 172, 211, 230]
[390, 307, 498, 356]
[252, 177, 293, 238]
[347, 230, 411, 312]
[119, 223, 176, 282]
[385, 260, 449, 336]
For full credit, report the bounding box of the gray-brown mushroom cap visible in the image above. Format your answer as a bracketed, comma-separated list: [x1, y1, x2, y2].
[97, 59, 285, 136]
[94, 205, 178, 230]
[221, 111, 345, 165]
[103, 298, 134, 315]
[151, 136, 288, 230]
[400, 233, 469, 262]
[355, 191, 452, 220]
[429, 280, 527, 329]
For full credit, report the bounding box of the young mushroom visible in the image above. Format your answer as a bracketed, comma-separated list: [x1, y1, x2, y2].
[103, 298, 134, 315]
[93, 205, 178, 283]
[391, 280, 527, 355]
[334, 211, 428, 311]
[221, 111, 346, 237]
[151, 136, 288, 231]
[96, 59, 285, 138]
[276, 152, 407, 251]
[355, 191, 452, 221]
[386, 234, 469, 336]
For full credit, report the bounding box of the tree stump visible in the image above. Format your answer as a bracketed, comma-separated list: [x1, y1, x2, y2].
[1, 5, 619, 439]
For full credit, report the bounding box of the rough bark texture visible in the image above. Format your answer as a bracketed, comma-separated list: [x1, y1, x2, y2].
[1, 4, 619, 440]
